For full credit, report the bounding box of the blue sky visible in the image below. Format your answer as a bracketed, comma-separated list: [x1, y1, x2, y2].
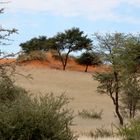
[1, 0, 140, 53]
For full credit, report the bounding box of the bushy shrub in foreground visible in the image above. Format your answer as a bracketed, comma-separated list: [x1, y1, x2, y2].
[0, 77, 28, 103]
[0, 79, 76, 140]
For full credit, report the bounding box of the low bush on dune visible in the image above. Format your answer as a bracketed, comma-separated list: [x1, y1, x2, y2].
[78, 109, 103, 119]
[51, 51, 77, 62]
[85, 128, 114, 139]
[52, 53, 67, 61]
[17, 50, 47, 62]
[0, 77, 76, 140]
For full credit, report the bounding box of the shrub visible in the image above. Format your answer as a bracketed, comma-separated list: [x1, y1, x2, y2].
[86, 128, 114, 138]
[118, 119, 140, 140]
[17, 50, 47, 62]
[0, 76, 28, 103]
[0, 92, 76, 140]
[78, 109, 103, 119]
[76, 51, 102, 72]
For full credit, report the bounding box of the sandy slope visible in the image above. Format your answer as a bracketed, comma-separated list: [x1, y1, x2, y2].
[15, 66, 119, 135]
[78, 137, 121, 140]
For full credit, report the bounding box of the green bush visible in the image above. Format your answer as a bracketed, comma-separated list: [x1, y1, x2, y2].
[0, 76, 28, 103]
[76, 51, 102, 72]
[0, 92, 76, 140]
[0, 76, 76, 140]
[118, 120, 140, 140]
[17, 50, 47, 62]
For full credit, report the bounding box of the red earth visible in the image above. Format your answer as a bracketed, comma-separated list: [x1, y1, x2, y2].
[0, 53, 110, 73]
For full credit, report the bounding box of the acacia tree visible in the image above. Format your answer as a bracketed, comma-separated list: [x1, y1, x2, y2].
[49, 27, 92, 70]
[93, 33, 126, 125]
[77, 51, 102, 72]
[20, 36, 49, 53]
[119, 35, 140, 118]
[94, 33, 140, 125]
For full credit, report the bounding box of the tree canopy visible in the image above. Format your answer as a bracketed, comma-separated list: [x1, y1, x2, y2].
[77, 51, 102, 72]
[49, 27, 93, 70]
[93, 33, 140, 125]
[20, 36, 49, 53]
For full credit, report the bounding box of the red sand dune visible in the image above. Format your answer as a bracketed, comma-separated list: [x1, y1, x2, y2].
[0, 58, 16, 64]
[0, 53, 110, 73]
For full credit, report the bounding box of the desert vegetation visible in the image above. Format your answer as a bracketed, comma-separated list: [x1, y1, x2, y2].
[1, 2, 140, 140]
[20, 28, 92, 70]
[78, 109, 103, 119]
[76, 51, 102, 72]
[93, 33, 140, 126]
[0, 5, 76, 140]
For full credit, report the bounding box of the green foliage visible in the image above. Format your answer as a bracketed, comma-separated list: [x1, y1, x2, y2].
[93, 33, 140, 126]
[118, 35, 140, 118]
[0, 58, 75, 140]
[93, 33, 140, 125]
[17, 50, 47, 62]
[119, 35, 140, 74]
[78, 109, 103, 119]
[93, 33, 127, 125]
[50, 27, 92, 52]
[118, 119, 140, 140]
[19, 27, 92, 70]
[77, 51, 101, 65]
[77, 51, 102, 72]
[20, 36, 49, 53]
[0, 63, 75, 140]
[93, 72, 115, 95]
[94, 33, 126, 66]
[49, 27, 92, 70]
[121, 75, 140, 118]
[0, 92, 76, 140]
[0, 77, 28, 103]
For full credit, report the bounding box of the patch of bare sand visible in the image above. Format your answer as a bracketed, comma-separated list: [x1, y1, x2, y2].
[78, 137, 121, 140]
[15, 66, 118, 135]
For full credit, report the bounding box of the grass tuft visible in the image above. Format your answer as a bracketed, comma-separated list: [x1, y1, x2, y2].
[78, 109, 103, 119]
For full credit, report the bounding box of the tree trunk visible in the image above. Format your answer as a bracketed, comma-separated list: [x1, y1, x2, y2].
[63, 51, 70, 71]
[114, 71, 124, 125]
[132, 105, 136, 118]
[115, 91, 123, 125]
[85, 65, 89, 72]
[129, 106, 132, 119]
[63, 64, 66, 71]
[57, 51, 65, 70]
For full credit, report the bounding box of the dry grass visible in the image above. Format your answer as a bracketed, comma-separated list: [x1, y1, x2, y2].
[78, 109, 103, 119]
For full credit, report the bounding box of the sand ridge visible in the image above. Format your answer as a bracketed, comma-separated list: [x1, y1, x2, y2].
[15, 66, 118, 134]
